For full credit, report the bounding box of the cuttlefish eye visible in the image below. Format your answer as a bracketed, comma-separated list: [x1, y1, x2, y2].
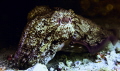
[59, 17, 71, 25]
[62, 17, 70, 23]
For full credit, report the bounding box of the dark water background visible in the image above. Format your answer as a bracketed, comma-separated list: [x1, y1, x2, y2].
[0, 0, 120, 48]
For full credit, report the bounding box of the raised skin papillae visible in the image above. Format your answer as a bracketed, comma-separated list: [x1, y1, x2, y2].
[13, 6, 117, 69]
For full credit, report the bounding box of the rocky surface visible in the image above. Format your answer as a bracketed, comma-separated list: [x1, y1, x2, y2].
[25, 63, 48, 71]
[47, 41, 120, 71]
[0, 40, 120, 71]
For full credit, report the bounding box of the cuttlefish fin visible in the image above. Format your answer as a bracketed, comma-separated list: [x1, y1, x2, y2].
[89, 35, 118, 54]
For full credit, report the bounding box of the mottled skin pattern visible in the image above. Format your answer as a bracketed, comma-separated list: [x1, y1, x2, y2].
[13, 6, 117, 69]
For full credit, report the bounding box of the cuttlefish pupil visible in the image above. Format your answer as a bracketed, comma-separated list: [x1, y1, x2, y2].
[59, 17, 71, 25]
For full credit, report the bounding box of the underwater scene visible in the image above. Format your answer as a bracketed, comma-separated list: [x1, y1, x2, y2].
[0, 0, 120, 71]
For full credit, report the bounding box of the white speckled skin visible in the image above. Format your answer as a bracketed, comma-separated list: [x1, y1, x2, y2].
[13, 6, 116, 69]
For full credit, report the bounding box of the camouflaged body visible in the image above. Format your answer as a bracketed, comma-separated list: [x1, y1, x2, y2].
[13, 6, 114, 69]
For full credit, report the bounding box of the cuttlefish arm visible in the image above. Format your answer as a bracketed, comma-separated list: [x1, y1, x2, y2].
[72, 35, 118, 54]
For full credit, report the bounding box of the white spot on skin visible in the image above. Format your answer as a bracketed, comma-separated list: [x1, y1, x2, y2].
[57, 43, 65, 51]
[79, 47, 82, 48]
[70, 46, 74, 48]
[80, 20, 90, 32]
